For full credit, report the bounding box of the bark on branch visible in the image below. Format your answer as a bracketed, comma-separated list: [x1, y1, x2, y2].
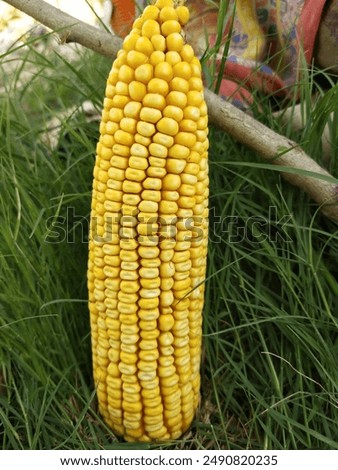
[4, 0, 338, 223]
[4, 0, 123, 57]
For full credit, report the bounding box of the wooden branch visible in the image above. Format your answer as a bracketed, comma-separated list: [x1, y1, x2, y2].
[4, 0, 338, 223]
[205, 89, 338, 222]
[4, 0, 123, 57]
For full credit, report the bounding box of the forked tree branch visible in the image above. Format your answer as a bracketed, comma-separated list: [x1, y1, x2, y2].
[4, 0, 338, 223]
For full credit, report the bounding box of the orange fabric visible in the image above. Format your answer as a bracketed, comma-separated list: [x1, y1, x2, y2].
[110, 0, 135, 38]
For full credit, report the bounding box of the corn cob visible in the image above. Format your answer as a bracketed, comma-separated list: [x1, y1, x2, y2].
[88, 0, 209, 442]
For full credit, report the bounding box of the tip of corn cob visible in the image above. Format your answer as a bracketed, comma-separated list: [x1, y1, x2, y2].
[88, 0, 209, 442]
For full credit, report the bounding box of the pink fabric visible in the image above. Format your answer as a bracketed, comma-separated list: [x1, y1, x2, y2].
[211, 0, 328, 107]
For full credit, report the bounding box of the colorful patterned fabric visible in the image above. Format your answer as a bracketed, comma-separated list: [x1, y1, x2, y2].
[111, 0, 331, 108]
[315, 0, 338, 74]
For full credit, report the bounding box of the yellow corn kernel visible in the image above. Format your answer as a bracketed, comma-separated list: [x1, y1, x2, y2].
[169, 76, 189, 93]
[168, 144, 190, 159]
[151, 34, 166, 51]
[166, 91, 187, 109]
[129, 80, 147, 101]
[122, 180, 143, 194]
[148, 143, 168, 159]
[142, 93, 166, 111]
[120, 117, 137, 134]
[166, 32, 184, 52]
[143, 4, 160, 20]
[153, 132, 174, 148]
[125, 167, 146, 182]
[140, 107, 162, 124]
[155, 0, 173, 8]
[117, 69, 134, 89]
[133, 17, 144, 30]
[129, 156, 148, 170]
[187, 90, 204, 107]
[161, 20, 181, 37]
[189, 76, 203, 91]
[142, 19, 161, 38]
[162, 190, 179, 202]
[135, 133, 152, 146]
[136, 36, 154, 56]
[135, 64, 154, 84]
[124, 101, 142, 118]
[179, 118, 197, 133]
[165, 50, 181, 66]
[180, 44, 195, 63]
[154, 61, 174, 81]
[149, 157, 166, 169]
[109, 108, 124, 123]
[175, 131, 197, 148]
[123, 33, 140, 52]
[166, 157, 186, 174]
[147, 77, 169, 96]
[163, 105, 183, 122]
[176, 5, 190, 25]
[127, 50, 148, 69]
[105, 121, 119, 135]
[173, 61, 191, 80]
[114, 130, 134, 146]
[141, 189, 161, 202]
[156, 117, 179, 136]
[143, 177, 162, 190]
[136, 122, 156, 138]
[162, 173, 181, 190]
[160, 6, 178, 21]
[139, 200, 158, 213]
[150, 50, 165, 66]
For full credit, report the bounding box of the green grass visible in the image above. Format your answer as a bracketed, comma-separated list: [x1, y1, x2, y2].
[0, 28, 337, 449]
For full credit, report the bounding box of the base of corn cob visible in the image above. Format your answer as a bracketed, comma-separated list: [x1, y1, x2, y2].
[88, 0, 209, 442]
